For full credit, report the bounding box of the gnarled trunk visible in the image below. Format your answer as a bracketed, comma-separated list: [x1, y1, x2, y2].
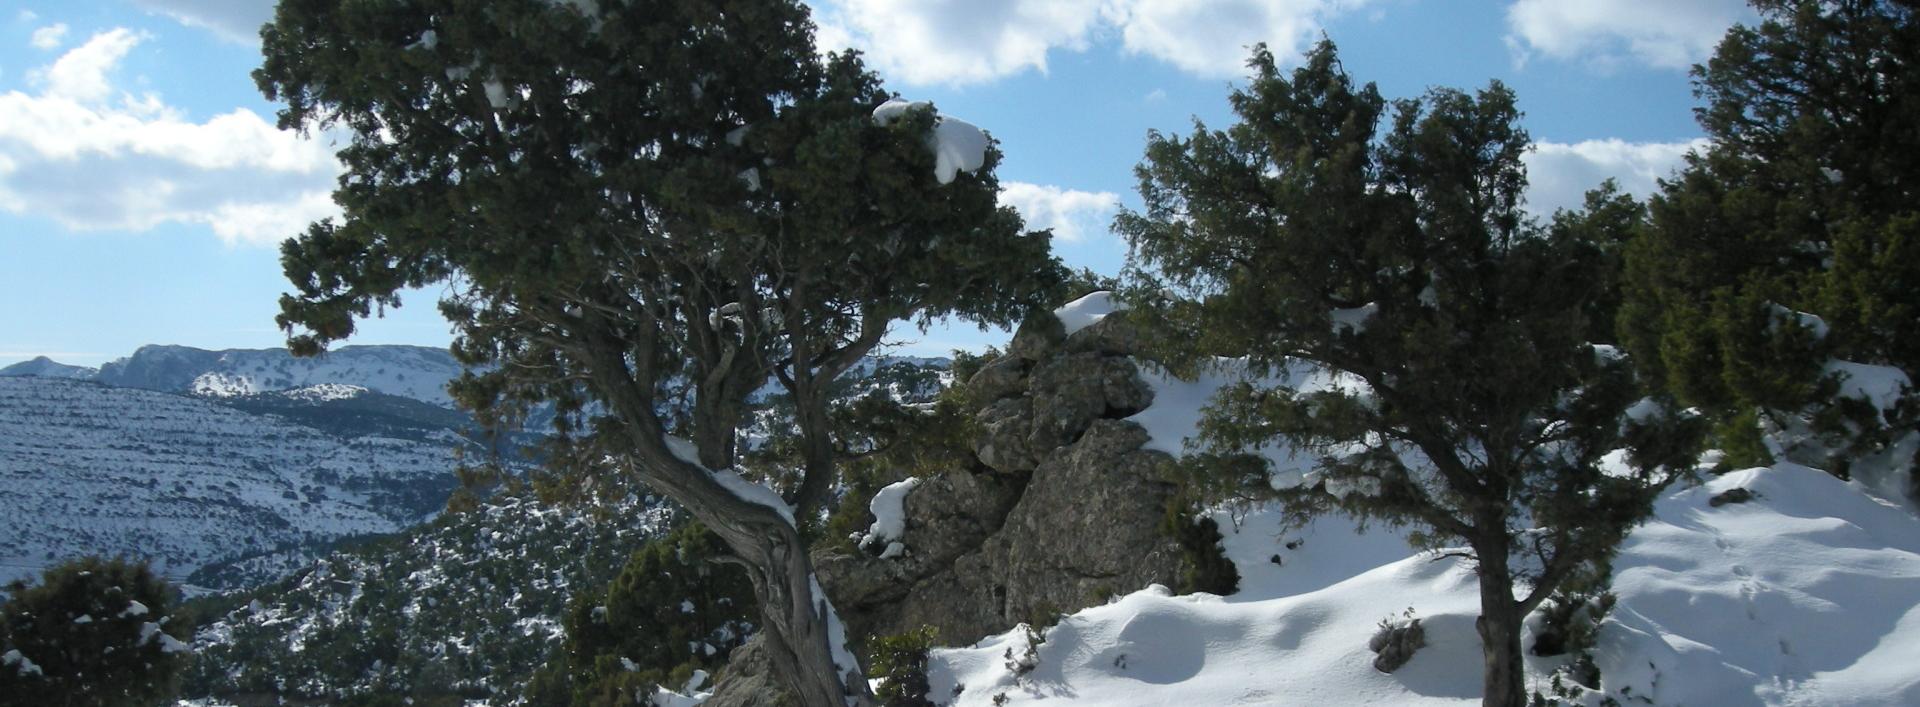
[588, 338, 869, 707]
[1472, 534, 1526, 707]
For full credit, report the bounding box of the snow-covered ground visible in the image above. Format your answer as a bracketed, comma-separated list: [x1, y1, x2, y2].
[919, 293, 1920, 705]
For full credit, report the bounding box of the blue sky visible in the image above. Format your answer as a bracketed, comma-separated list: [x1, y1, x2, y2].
[0, 0, 1755, 366]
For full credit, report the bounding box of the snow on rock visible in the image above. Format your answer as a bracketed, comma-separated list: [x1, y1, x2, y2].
[281, 383, 369, 403]
[119, 600, 149, 617]
[2, 649, 41, 676]
[1053, 290, 1124, 336]
[872, 99, 989, 185]
[1824, 360, 1911, 414]
[859, 477, 922, 559]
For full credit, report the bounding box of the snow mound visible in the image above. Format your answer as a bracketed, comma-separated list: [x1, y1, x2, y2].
[929, 463, 1920, 705]
[923, 354, 1920, 705]
[859, 477, 921, 559]
[1053, 291, 1123, 336]
[873, 99, 988, 185]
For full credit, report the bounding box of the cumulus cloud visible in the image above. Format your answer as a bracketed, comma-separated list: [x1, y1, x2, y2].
[131, 0, 274, 44]
[810, 0, 1371, 86]
[29, 23, 68, 50]
[0, 28, 342, 245]
[1522, 138, 1706, 216]
[1106, 0, 1364, 77]
[1505, 0, 1752, 70]
[1000, 181, 1120, 243]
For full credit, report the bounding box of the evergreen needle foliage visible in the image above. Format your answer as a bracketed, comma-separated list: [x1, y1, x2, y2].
[1115, 40, 1703, 707]
[0, 557, 191, 707]
[1623, 0, 1920, 473]
[255, 1, 1061, 703]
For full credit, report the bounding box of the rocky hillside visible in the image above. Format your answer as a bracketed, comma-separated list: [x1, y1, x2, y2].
[0, 377, 491, 591]
[182, 491, 671, 704]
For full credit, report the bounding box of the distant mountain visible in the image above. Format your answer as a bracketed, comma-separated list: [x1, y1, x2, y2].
[92, 344, 468, 407]
[0, 356, 97, 379]
[0, 377, 500, 592]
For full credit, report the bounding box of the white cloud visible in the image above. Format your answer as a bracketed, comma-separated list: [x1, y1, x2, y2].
[1106, 0, 1364, 77]
[29, 23, 68, 50]
[1522, 138, 1706, 216]
[811, 0, 1107, 85]
[1505, 0, 1753, 70]
[0, 28, 342, 245]
[1000, 181, 1120, 243]
[131, 0, 274, 44]
[809, 0, 1371, 86]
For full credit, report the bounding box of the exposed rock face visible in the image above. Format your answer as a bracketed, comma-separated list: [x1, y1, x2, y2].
[701, 634, 793, 707]
[815, 310, 1187, 646]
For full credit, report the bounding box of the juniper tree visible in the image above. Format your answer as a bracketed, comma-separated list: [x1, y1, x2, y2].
[255, 1, 1059, 703]
[1116, 42, 1701, 707]
[0, 557, 191, 707]
[1622, 0, 1919, 470]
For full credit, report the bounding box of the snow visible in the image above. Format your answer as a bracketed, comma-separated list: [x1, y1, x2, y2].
[1768, 303, 1831, 339]
[1330, 303, 1379, 334]
[859, 478, 921, 558]
[73, 614, 93, 624]
[281, 383, 368, 402]
[120, 600, 149, 617]
[664, 435, 796, 526]
[2, 649, 41, 676]
[1824, 360, 1910, 414]
[872, 99, 989, 185]
[1053, 291, 1124, 336]
[918, 348, 1920, 705]
[1130, 358, 1367, 490]
[810, 577, 864, 706]
[926, 460, 1920, 705]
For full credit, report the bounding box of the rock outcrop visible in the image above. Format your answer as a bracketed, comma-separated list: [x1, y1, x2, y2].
[815, 307, 1186, 646]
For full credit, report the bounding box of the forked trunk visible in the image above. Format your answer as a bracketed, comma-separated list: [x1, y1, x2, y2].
[632, 438, 868, 707]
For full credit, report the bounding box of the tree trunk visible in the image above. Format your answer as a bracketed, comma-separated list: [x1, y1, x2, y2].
[629, 438, 869, 707]
[789, 376, 837, 520]
[584, 341, 869, 707]
[1473, 536, 1527, 707]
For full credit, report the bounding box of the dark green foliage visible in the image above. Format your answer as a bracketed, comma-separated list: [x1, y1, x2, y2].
[1623, 0, 1920, 463]
[1116, 40, 1701, 707]
[0, 557, 190, 707]
[868, 626, 938, 707]
[181, 492, 655, 703]
[535, 522, 754, 706]
[257, 0, 1060, 697]
[1159, 492, 1240, 596]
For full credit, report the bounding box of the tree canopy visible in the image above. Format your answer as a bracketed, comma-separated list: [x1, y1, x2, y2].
[1622, 0, 1919, 472]
[1116, 40, 1701, 707]
[0, 557, 192, 707]
[256, 0, 1062, 703]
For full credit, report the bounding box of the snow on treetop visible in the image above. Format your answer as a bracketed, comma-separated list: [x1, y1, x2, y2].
[1054, 290, 1124, 336]
[872, 99, 989, 185]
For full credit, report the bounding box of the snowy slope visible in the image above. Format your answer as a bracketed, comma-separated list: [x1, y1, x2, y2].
[0, 377, 475, 590]
[928, 463, 1920, 706]
[0, 355, 97, 379]
[920, 295, 1920, 706]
